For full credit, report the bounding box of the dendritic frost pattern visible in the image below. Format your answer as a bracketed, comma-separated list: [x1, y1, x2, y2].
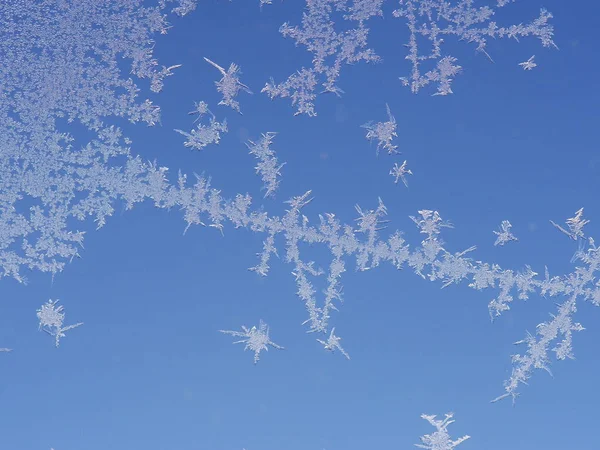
[246, 133, 286, 198]
[416, 413, 470, 450]
[37, 300, 83, 347]
[263, 0, 382, 116]
[550, 208, 589, 241]
[204, 57, 252, 114]
[317, 327, 350, 359]
[493, 220, 517, 246]
[264, 0, 554, 113]
[393, 0, 556, 95]
[0, 0, 196, 280]
[220, 320, 284, 364]
[519, 55, 537, 71]
[390, 160, 413, 187]
[175, 103, 228, 150]
[363, 104, 399, 155]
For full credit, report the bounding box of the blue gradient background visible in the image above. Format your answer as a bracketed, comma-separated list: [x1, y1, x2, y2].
[1, 1, 599, 449]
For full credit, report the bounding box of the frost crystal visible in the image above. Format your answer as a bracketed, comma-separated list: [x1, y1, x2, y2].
[362, 104, 399, 155]
[262, 69, 319, 117]
[220, 320, 284, 364]
[317, 327, 350, 359]
[175, 103, 228, 150]
[550, 208, 589, 241]
[519, 55, 537, 71]
[493, 220, 517, 246]
[266, 0, 555, 112]
[204, 57, 252, 114]
[188, 101, 212, 122]
[0, 0, 198, 281]
[390, 161, 413, 187]
[263, 0, 382, 115]
[416, 413, 470, 450]
[393, 0, 556, 95]
[0, 348, 11, 353]
[37, 300, 83, 347]
[246, 133, 286, 197]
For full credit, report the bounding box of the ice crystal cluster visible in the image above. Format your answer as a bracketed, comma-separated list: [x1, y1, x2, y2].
[36, 300, 83, 347]
[519, 55, 538, 71]
[0, 0, 198, 281]
[363, 104, 399, 155]
[493, 220, 517, 246]
[220, 320, 284, 364]
[204, 57, 252, 114]
[264, 0, 556, 114]
[175, 104, 228, 150]
[393, 0, 555, 95]
[317, 327, 350, 359]
[416, 413, 470, 450]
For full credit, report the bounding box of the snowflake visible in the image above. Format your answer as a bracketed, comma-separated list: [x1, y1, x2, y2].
[362, 104, 399, 155]
[493, 220, 517, 246]
[37, 300, 83, 347]
[390, 160, 413, 187]
[204, 57, 252, 114]
[220, 320, 284, 364]
[188, 101, 212, 122]
[519, 55, 537, 70]
[416, 413, 470, 450]
[317, 327, 350, 359]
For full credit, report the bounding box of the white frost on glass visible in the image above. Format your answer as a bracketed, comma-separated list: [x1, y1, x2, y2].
[519, 55, 537, 71]
[416, 413, 470, 450]
[246, 133, 286, 198]
[394, 0, 556, 95]
[362, 104, 399, 155]
[188, 101, 212, 122]
[204, 57, 252, 114]
[390, 161, 413, 187]
[263, 0, 382, 116]
[265, 0, 554, 113]
[317, 327, 350, 359]
[0, 348, 11, 353]
[550, 207, 589, 241]
[220, 320, 284, 364]
[493, 220, 517, 246]
[37, 300, 83, 348]
[175, 103, 228, 150]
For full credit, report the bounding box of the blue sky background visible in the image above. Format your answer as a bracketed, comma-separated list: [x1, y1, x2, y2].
[1, 0, 600, 449]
